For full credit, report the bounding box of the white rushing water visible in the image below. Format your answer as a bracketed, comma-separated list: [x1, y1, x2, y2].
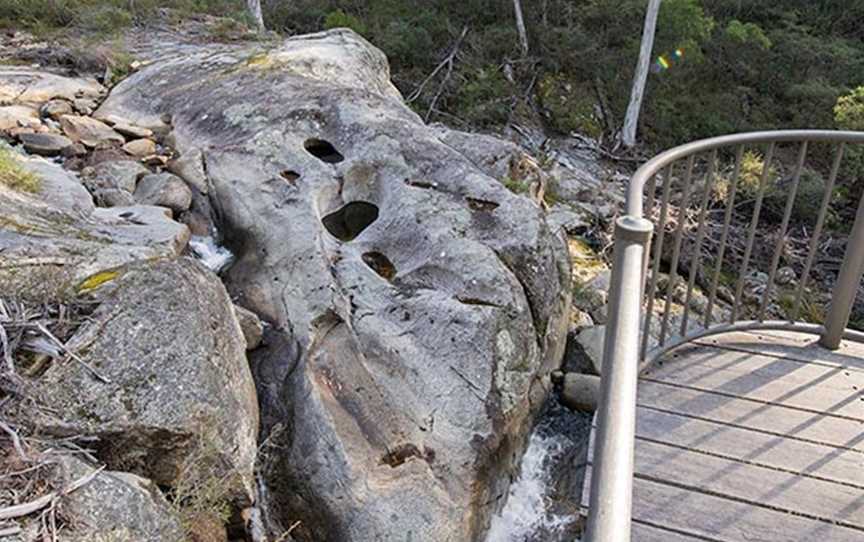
[189, 235, 235, 273]
[485, 431, 576, 542]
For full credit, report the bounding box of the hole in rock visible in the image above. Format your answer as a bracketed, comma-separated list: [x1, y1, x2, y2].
[466, 197, 500, 212]
[304, 138, 344, 163]
[381, 443, 434, 468]
[281, 170, 301, 183]
[362, 252, 397, 280]
[321, 201, 379, 242]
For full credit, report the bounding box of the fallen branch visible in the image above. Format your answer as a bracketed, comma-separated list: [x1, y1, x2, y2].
[407, 26, 469, 105]
[0, 466, 103, 521]
[0, 420, 27, 461]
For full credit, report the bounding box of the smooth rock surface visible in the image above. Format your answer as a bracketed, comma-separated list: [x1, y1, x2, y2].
[53, 455, 185, 542]
[18, 132, 72, 156]
[0, 104, 39, 131]
[134, 172, 193, 213]
[0, 68, 104, 104]
[123, 137, 156, 156]
[98, 28, 571, 541]
[85, 159, 150, 193]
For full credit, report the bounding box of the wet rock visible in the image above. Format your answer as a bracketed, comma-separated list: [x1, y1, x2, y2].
[51, 455, 184, 542]
[123, 138, 156, 157]
[29, 258, 259, 503]
[18, 132, 72, 156]
[59, 114, 124, 148]
[98, 28, 571, 541]
[560, 373, 601, 412]
[234, 304, 264, 350]
[0, 104, 39, 132]
[134, 172, 193, 214]
[39, 98, 73, 120]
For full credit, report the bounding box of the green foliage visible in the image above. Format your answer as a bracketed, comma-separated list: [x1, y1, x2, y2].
[324, 9, 367, 35]
[537, 75, 602, 138]
[725, 20, 771, 50]
[835, 86, 864, 131]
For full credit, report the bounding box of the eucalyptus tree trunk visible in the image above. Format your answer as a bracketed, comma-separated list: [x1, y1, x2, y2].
[513, 0, 529, 56]
[247, 0, 265, 32]
[621, 0, 662, 148]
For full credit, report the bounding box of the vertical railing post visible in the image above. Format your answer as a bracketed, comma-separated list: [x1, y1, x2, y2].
[585, 216, 653, 542]
[821, 189, 864, 350]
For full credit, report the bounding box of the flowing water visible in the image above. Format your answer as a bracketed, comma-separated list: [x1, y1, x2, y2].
[486, 400, 591, 542]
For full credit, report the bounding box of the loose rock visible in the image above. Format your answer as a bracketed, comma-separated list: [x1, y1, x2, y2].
[39, 98, 73, 120]
[123, 138, 157, 157]
[18, 132, 72, 156]
[59, 114, 125, 148]
[0, 104, 39, 132]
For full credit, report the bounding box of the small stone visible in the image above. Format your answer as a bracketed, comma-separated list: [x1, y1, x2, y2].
[61, 142, 88, 158]
[168, 148, 209, 194]
[123, 138, 156, 157]
[234, 305, 264, 350]
[40, 99, 73, 120]
[18, 132, 73, 156]
[134, 172, 193, 214]
[59, 114, 124, 148]
[114, 122, 154, 139]
[73, 97, 98, 115]
[142, 154, 169, 167]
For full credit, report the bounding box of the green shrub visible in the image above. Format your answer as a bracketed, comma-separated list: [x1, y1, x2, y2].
[324, 9, 367, 35]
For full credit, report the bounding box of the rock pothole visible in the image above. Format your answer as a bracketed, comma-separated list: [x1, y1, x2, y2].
[321, 201, 379, 242]
[362, 251, 396, 280]
[381, 443, 435, 468]
[304, 138, 344, 163]
[281, 170, 301, 183]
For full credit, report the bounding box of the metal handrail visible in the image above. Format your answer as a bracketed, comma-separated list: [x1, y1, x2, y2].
[585, 130, 864, 542]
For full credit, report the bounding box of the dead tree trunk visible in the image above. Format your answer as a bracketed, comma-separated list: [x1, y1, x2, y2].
[621, 0, 662, 148]
[247, 0, 265, 32]
[513, 0, 529, 56]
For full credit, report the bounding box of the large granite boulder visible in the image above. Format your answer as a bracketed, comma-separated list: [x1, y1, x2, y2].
[97, 29, 571, 541]
[1, 150, 258, 504]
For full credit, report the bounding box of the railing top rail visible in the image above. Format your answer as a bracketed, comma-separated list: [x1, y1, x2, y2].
[627, 129, 864, 217]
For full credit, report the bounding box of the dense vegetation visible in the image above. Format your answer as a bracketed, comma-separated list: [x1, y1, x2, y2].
[3, 0, 864, 151]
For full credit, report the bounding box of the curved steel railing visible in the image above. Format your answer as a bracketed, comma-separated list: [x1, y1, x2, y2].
[585, 130, 864, 542]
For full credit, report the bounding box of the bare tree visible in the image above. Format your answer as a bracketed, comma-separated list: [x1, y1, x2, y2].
[247, 0, 265, 32]
[513, 0, 529, 56]
[621, 0, 662, 148]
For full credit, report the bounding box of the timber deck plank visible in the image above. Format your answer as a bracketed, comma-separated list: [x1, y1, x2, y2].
[582, 331, 864, 541]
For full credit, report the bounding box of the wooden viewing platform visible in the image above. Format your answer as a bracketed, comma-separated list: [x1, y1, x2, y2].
[582, 329, 864, 541]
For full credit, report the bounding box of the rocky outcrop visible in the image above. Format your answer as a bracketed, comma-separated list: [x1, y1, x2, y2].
[1, 144, 259, 518]
[97, 28, 571, 541]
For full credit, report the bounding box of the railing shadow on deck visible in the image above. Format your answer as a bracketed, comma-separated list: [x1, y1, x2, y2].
[584, 130, 864, 542]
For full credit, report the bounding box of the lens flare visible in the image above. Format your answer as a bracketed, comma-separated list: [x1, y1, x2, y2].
[654, 48, 685, 74]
